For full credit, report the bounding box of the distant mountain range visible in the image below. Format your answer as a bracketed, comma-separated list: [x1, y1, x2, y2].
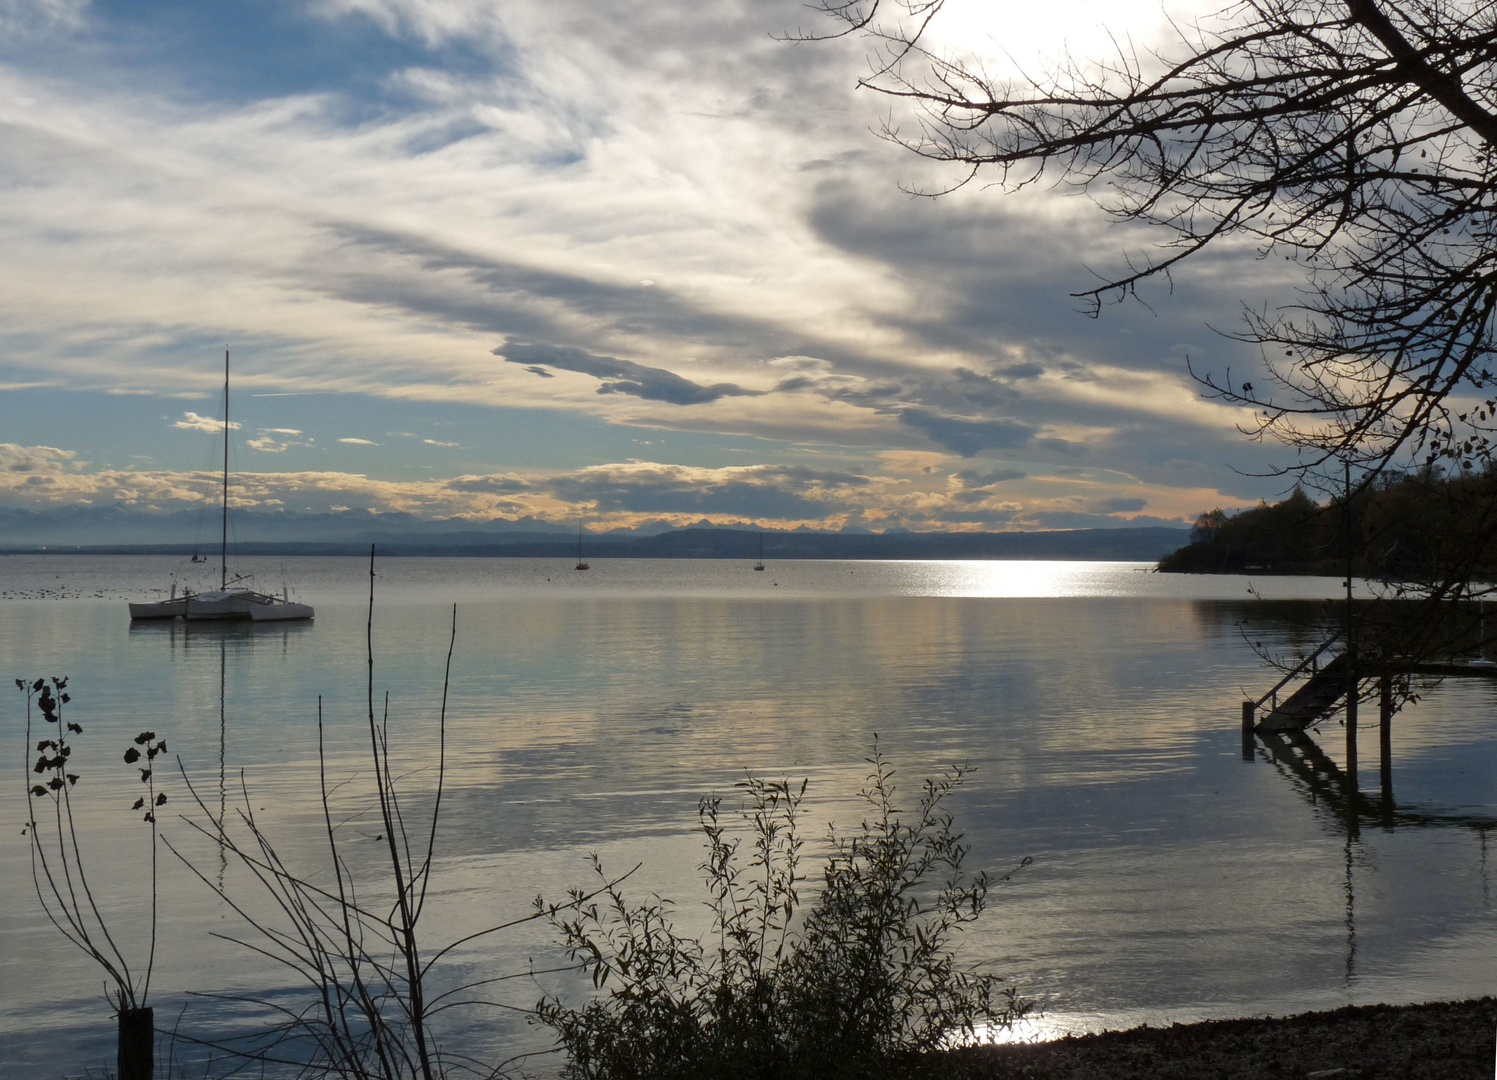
[0, 506, 1188, 561]
[0, 505, 576, 547]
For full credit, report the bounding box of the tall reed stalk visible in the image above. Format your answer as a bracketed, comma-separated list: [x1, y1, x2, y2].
[164, 547, 618, 1078]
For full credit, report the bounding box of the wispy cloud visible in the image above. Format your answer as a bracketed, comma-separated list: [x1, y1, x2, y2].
[0, 0, 1296, 527]
[174, 412, 242, 433]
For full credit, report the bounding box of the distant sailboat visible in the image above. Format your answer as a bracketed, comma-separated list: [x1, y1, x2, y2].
[574, 522, 590, 571]
[129, 350, 314, 622]
[754, 532, 765, 571]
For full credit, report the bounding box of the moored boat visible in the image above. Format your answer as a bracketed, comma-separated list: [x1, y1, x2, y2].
[128, 349, 313, 622]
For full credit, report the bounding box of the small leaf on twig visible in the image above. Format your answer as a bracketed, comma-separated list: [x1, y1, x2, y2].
[123, 747, 140, 764]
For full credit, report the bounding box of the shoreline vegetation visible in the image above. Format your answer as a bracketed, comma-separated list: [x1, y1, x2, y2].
[946, 997, 1496, 1079]
[1158, 470, 1497, 578]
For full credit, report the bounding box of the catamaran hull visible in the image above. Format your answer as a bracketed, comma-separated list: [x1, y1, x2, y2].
[247, 599, 313, 621]
[128, 590, 313, 622]
[128, 599, 190, 619]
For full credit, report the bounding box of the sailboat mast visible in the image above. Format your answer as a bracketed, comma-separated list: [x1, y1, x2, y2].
[221, 348, 229, 590]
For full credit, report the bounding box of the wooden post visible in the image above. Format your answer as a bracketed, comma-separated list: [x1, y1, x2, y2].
[1241, 701, 1256, 760]
[1343, 460, 1358, 792]
[1379, 675, 1393, 809]
[1345, 681, 1358, 789]
[118, 1006, 153, 1080]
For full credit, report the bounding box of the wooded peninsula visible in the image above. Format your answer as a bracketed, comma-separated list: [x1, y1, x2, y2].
[1158, 469, 1497, 579]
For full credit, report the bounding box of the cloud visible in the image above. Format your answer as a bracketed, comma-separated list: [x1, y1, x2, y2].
[898, 409, 1033, 457]
[954, 467, 1027, 486]
[497, 342, 762, 406]
[174, 412, 242, 433]
[338, 437, 378, 445]
[1093, 496, 1149, 514]
[0, 0, 1298, 525]
[1, 442, 78, 475]
[0, 0, 87, 37]
[444, 474, 532, 494]
[0, 439, 1234, 529]
[547, 461, 871, 520]
[947, 466, 1027, 504]
[423, 438, 459, 447]
[249, 427, 314, 452]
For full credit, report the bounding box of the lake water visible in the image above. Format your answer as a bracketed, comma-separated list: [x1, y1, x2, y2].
[1, 555, 1495, 1077]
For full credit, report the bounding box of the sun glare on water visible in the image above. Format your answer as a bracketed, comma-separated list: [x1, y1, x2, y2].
[971, 1014, 1085, 1046]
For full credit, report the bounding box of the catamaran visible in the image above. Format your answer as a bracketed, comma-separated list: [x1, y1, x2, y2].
[128, 350, 314, 622]
[574, 521, 590, 571]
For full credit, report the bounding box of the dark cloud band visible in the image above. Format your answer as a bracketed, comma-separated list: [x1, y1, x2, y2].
[898, 408, 1033, 457]
[497, 341, 762, 406]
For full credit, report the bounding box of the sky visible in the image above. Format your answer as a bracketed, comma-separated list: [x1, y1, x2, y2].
[0, 0, 1299, 533]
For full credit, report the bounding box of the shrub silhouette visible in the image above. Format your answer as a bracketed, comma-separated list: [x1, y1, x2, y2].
[535, 747, 1029, 1080]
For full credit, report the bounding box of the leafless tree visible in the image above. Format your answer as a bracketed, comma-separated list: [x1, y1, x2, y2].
[808, 0, 1497, 488]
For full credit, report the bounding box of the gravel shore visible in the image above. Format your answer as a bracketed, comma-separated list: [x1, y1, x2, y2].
[947, 998, 1496, 1079]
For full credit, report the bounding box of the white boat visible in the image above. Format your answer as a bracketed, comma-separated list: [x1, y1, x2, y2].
[129, 350, 313, 623]
[128, 587, 313, 622]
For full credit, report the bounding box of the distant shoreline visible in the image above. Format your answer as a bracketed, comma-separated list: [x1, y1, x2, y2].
[0, 525, 1189, 562]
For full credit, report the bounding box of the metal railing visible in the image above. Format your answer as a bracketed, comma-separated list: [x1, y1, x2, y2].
[1253, 632, 1343, 714]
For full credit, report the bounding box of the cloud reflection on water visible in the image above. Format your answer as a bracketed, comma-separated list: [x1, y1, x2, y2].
[0, 556, 1493, 1077]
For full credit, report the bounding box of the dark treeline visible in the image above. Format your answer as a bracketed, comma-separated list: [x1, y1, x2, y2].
[1159, 469, 1497, 580]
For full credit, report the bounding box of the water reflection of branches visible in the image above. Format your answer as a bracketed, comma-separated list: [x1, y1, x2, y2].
[161, 551, 621, 1078]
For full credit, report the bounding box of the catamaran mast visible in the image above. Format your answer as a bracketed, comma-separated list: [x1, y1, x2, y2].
[221, 348, 229, 590]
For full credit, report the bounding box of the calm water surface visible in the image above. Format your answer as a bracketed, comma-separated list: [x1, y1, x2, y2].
[1, 555, 1494, 1077]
